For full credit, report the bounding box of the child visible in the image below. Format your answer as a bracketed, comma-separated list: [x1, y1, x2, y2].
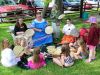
[79, 28, 88, 43]
[53, 43, 74, 68]
[50, 4, 60, 43]
[27, 47, 46, 69]
[14, 17, 27, 36]
[14, 37, 21, 46]
[1, 39, 20, 67]
[86, 23, 100, 63]
[71, 38, 88, 59]
[14, 37, 27, 47]
[61, 18, 79, 44]
[15, 37, 33, 69]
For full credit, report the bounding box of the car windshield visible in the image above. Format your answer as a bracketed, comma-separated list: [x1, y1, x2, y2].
[0, 0, 16, 6]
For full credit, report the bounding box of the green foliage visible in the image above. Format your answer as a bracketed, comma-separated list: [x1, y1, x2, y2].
[43, 0, 52, 6]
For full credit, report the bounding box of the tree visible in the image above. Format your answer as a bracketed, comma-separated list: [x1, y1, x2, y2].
[42, 0, 52, 17]
[80, 0, 84, 18]
[42, 0, 64, 17]
[97, 0, 100, 11]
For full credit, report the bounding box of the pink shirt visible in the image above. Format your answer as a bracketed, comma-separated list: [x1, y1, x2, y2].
[28, 53, 46, 69]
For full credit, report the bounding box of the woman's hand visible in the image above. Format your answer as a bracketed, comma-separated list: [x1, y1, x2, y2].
[38, 29, 42, 32]
[33, 28, 42, 32]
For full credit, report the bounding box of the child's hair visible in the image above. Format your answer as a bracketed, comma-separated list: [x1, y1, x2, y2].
[14, 37, 27, 47]
[20, 37, 27, 47]
[61, 43, 70, 57]
[77, 38, 87, 53]
[36, 12, 41, 16]
[14, 38, 21, 46]
[91, 23, 98, 28]
[66, 18, 72, 23]
[2, 38, 10, 49]
[15, 17, 24, 27]
[33, 47, 40, 63]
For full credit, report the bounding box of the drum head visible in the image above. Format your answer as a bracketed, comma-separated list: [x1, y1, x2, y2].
[58, 14, 65, 19]
[47, 46, 61, 55]
[24, 29, 34, 38]
[13, 46, 24, 57]
[70, 28, 79, 37]
[45, 26, 53, 34]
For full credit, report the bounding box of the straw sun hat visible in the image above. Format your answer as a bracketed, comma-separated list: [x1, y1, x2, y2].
[47, 46, 61, 55]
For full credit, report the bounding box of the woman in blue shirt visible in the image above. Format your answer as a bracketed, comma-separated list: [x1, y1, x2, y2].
[31, 13, 53, 47]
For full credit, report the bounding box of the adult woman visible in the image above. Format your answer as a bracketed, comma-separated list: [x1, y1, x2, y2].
[14, 18, 27, 36]
[61, 18, 79, 44]
[31, 13, 53, 47]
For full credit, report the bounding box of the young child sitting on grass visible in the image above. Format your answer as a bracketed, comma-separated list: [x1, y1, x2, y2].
[27, 47, 46, 69]
[70, 38, 88, 59]
[1, 38, 20, 67]
[53, 43, 74, 68]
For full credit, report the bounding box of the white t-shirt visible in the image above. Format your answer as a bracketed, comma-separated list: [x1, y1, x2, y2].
[1, 48, 20, 67]
[62, 24, 76, 36]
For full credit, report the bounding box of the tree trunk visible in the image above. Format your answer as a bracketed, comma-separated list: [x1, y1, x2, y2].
[80, 0, 84, 18]
[97, 0, 100, 11]
[42, 3, 49, 18]
[55, 0, 64, 15]
[42, 0, 64, 18]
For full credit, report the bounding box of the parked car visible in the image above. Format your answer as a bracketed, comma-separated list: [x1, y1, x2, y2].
[63, 0, 80, 10]
[85, 0, 100, 7]
[0, 0, 35, 22]
[18, 0, 55, 17]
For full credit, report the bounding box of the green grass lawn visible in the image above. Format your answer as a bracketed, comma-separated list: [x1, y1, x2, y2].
[0, 12, 100, 75]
